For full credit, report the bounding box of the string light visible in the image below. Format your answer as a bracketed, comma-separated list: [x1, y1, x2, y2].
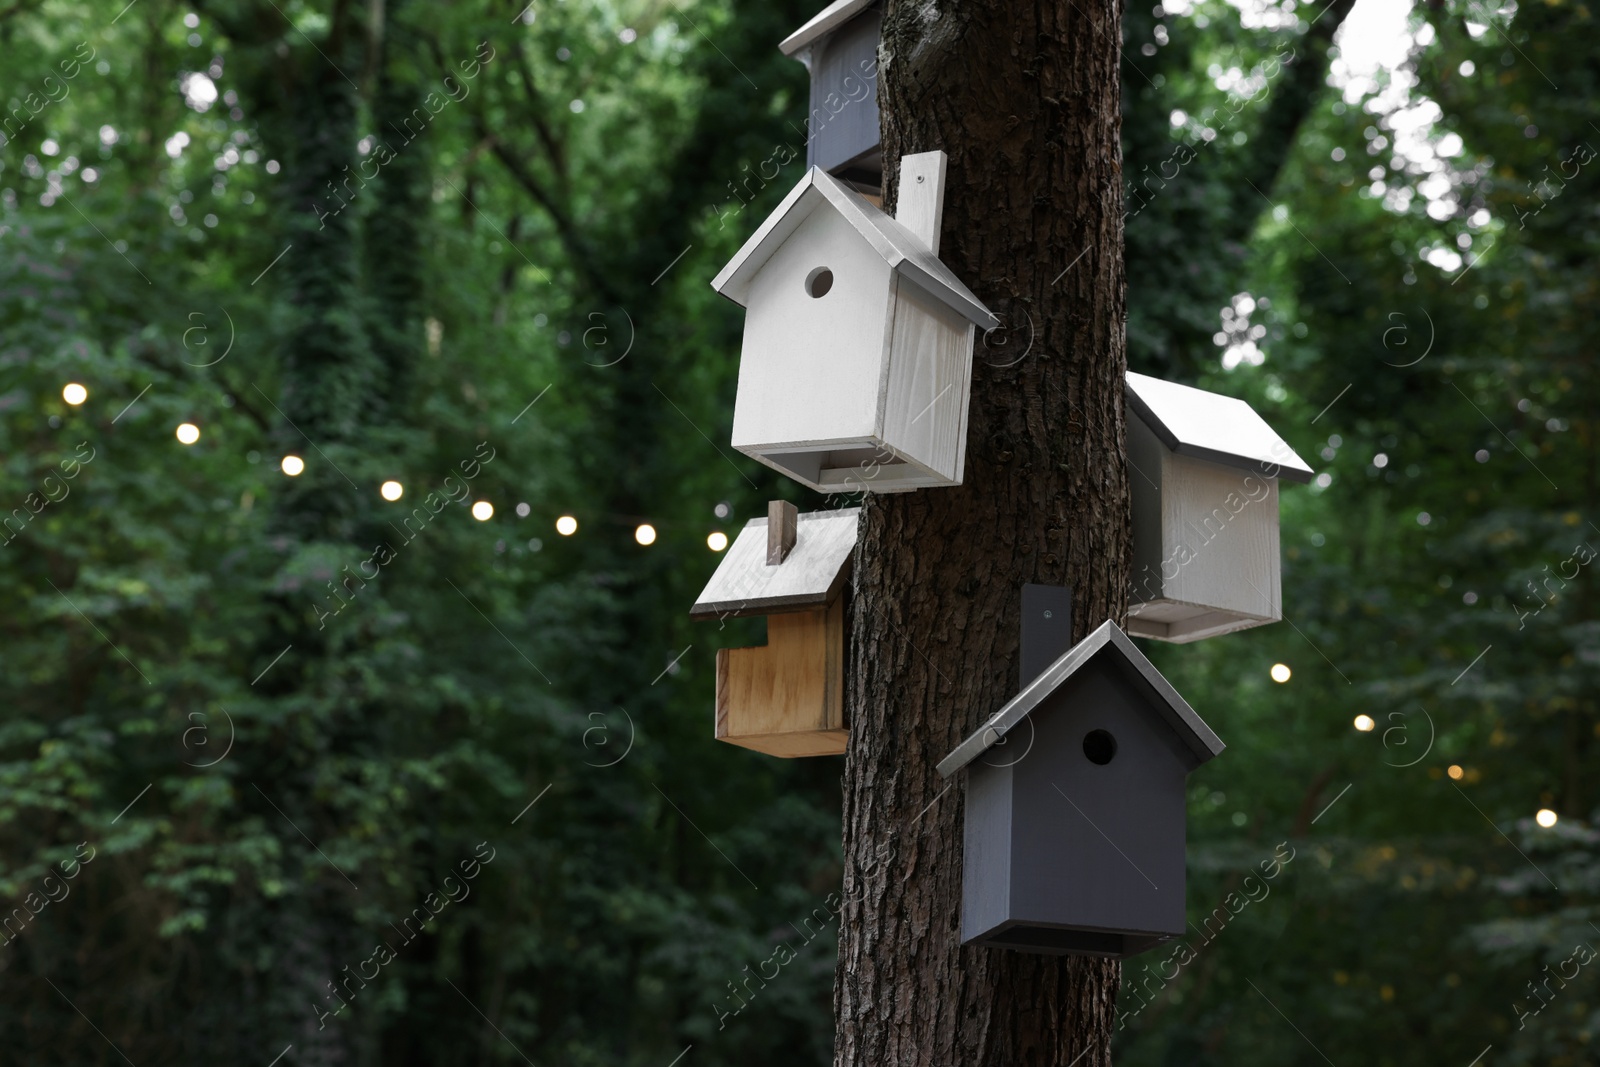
[1536, 808, 1558, 828]
[1353, 714, 1376, 732]
[175, 422, 201, 445]
[1447, 764, 1464, 780]
[380, 480, 404, 501]
[555, 515, 578, 536]
[471, 501, 494, 521]
[635, 523, 657, 546]
[62, 383, 88, 405]
[1270, 663, 1291, 683]
[281, 455, 305, 476]
[707, 531, 728, 551]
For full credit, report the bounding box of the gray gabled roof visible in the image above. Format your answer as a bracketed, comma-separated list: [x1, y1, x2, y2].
[710, 166, 1000, 331]
[689, 508, 859, 620]
[937, 620, 1225, 778]
[1126, 371, 1315, 483]
[779, 0, 876, 57]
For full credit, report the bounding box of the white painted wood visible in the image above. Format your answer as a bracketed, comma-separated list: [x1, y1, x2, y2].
[779, 0, 877, 56]
[729, 204, 891, 453]
[712, 167, 997, 331]
[711, 162, 997, 494]
[1126, 371, 1314, 483]
[879, 278, 970, 481]
[1126, 405, 1283, 643]
[691, 508, 860, 619]
[895, 151, 947, 257]
[1159, 451, 1280, 615]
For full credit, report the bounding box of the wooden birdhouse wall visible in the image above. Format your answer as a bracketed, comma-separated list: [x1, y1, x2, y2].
[964, 665, 1191, 956]
[877, 277, 975, 485]
[1127, 413, 1282, 643]
[715, 596, 846, 757]
[805, 8, 882, 183]
[730, 204, 892, 471]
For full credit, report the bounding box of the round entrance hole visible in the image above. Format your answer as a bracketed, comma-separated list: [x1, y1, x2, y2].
[1083, 729, 1117, 765]
[805, 267, 834, 298]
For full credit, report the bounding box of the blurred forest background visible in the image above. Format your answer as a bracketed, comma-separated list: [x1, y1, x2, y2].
[0, 0, 1594, 1064]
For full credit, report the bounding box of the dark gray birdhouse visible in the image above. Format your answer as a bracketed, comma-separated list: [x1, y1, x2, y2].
[937, 620, 1224, 958]
[779, 0, 882, 194]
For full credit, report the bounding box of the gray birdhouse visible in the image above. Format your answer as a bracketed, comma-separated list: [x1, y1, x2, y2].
[779, 0, 882, 194]
[938, 619, 1225, 958]
[689, 502, 858, 757]
[1125, 372, 1315, 643]
[711, 153, 998, 494]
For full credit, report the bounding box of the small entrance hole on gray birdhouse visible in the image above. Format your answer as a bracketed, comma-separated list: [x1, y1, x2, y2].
[691, 506, 859, 757]
[1124, 371, 1315, 643]
[939, 620, 1225, 958]
[780, 1, 883, 196]
[711, 153, 998, 494]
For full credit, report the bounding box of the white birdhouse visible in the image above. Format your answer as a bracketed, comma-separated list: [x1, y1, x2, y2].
[711, 151, 998, 494]
[1124, 372, 1314, 643]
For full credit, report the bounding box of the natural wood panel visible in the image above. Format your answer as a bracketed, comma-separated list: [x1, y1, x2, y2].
[714, 597, 845, 758]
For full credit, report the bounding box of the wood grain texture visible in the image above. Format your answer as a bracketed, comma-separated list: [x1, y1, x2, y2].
[768, 499, 800, 565]
[879, 277, 973, 484]
[807, 8, 884, 177]
[834, 0, 1129, 1062]
[1126, 414, 1283, 642]
[894, 150, 948, 256]
[730, 200, 892, 452]
[714, 598, 846, 758]
[690, 509, 859, 619]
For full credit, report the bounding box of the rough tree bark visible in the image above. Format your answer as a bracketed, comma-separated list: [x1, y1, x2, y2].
[834, 1, 1129, 1064]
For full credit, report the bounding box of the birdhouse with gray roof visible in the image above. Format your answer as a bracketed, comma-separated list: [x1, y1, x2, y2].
[938, 620, 1225, 958]
[711, 151, 998, 494]
[1124, 371, 1315, 643]
[690, 502, 858, 757]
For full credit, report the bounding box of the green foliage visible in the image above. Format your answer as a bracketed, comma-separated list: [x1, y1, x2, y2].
[0, 0, 1593, 1064]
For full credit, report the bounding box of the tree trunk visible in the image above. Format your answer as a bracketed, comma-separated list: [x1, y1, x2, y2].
[834, 0, 1130, 1064]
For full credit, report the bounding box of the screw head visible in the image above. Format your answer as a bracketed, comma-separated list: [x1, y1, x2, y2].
[1043, 610, 1053, 619]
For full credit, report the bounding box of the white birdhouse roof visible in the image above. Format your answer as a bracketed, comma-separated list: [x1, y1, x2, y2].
[779, 0, 877, 56]
[711, 166, 1000, 332]
[689, 507, 859, 620]
[937, 620, 1225, 778]
[1126, 371, 1315, 483]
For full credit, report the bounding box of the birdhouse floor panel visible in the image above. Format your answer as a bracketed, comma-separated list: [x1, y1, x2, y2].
[742, 438, 957, 494]
[1127, 599, 1275, 643]
[975, 920, 1172, 960]
[718, 729, 848, 758]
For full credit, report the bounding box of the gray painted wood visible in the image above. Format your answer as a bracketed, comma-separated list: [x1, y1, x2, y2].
[806, 8, 881, 180]
[938, 620, 1223, 778]
[1020, 584, 1073, 685]
[689, 508, 860, 619]
[954, 619, 1215, 958]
